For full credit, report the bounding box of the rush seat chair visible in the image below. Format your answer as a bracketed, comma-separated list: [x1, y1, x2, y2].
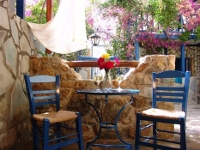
[135, 70, 190, 150]
[24, 74, 84, 150]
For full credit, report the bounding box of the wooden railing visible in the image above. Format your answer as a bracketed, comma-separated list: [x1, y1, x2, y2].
[66, 60, 139, 68]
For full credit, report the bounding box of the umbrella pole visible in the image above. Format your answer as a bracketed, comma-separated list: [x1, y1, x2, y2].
[46, 0, 53, 55]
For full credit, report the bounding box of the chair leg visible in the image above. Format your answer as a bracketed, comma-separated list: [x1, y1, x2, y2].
[76, 112, 84, 150]
[135, 113, 141, 150]
[32, 119, 39, 150]
[56, 123, 61, 150]
[180, 117, 186, 150]
[43, 118, 50, 150]
[153, 121, 157, 150]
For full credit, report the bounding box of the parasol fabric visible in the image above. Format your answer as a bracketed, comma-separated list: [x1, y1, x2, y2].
[28, 0, 87, 54]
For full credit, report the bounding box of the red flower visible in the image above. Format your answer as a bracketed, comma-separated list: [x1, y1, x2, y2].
[104, 61, 114, 70]
[97, 57, 105, 69]
[97, 54, 119, 70]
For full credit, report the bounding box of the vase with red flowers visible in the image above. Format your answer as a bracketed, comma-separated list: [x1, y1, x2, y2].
[97, 53, 119, 91]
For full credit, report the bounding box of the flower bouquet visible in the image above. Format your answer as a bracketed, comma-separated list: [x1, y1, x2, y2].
[97, 53, 119, 91]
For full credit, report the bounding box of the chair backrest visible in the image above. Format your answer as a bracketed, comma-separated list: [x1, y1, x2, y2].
[152, 70, 190, 113]
[24, 74, 60, 115]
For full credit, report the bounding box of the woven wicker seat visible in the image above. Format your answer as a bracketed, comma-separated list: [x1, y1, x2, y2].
[135, 70, 190, 150]
[141, 108, 185, 120]
[33, 110, 78, 123]
[24, 74, 84, 150]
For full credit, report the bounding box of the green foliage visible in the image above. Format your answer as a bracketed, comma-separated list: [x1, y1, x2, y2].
[26, 0, 45, 23]
[37, 50, 48, 57]
[110, 68, 118, 79]
[64, 53, 77, 61]
[106, 39, 127, 60]
[86, 24, 95, 39]
[61, 49, 87, 61]
[26, 0, 59, 23]
[103, 0, 141, 10]
[179, 30, 191, 42]
[196, 26, 200, 40]
[106, 38, 127, 79]
[148, 0, 181, 30]
[178, 26, 200, 42]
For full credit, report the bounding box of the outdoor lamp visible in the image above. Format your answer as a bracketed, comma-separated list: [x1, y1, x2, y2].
[90, 33, 101, 46]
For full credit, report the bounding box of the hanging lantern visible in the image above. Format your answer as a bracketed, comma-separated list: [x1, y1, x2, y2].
[90, 33, 101, 46]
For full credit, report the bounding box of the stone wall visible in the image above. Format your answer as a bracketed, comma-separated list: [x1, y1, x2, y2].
[0, 0, 36, 149]
[140, 46, 199, 104]
[169, 47, 200, 103]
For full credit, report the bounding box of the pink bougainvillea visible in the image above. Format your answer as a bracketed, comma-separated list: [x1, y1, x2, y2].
[177, 0, 200, 31]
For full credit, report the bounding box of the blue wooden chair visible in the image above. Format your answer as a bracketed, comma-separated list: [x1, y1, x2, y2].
[24, 74, 84, 150]
[135, 70, 190, 150]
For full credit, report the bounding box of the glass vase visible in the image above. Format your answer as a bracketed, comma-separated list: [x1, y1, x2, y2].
[102, 69, 112, 92]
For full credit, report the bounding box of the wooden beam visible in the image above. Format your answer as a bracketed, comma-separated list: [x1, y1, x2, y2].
[46, 0, 53, 54]
[66, 61, 139, 68]
[46, 0, 53, 21]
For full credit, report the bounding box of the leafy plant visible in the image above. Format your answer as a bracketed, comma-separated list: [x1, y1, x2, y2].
[196, 26, 200, 40]
[106, 39, 127, 60]
[148, 0, 181, 30]
[179, 30, 191, 42]
[37, 50, 48, 57]
[26, 0, 59, 23]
